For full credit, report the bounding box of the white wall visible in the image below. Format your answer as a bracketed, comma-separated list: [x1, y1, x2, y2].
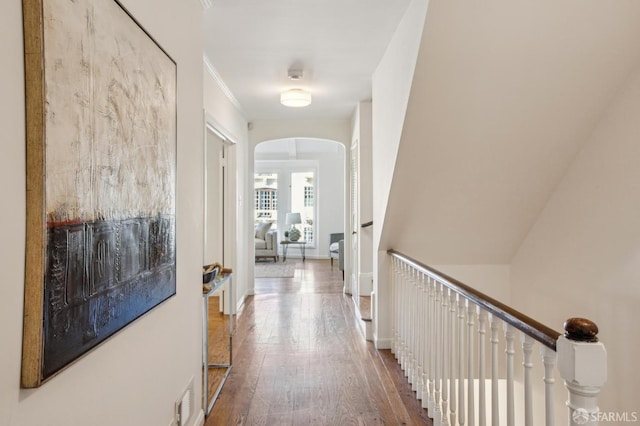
[433, 265, 511, 302]
[1, 1, 204, 425]
[371, 0, 429, 253]
[358, 104, 373, 278]
[511, 61, 640, 417]
[350, 102, 374, 295]
[370, 0, 429, 347]
[203, 62, 246, 145]
[249, 119, 350, 146]
[383, 0, 640, 267]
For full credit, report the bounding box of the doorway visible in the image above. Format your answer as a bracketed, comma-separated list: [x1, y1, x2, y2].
[253, 138, 346, 286]
[203, 123, 237, 412]
[204, 126, 225, 265]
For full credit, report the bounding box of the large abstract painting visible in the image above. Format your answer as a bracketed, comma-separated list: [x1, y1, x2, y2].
[22, 0, 177, 387]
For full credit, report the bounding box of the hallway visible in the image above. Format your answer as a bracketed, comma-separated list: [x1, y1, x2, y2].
[206, 259, 430, 425]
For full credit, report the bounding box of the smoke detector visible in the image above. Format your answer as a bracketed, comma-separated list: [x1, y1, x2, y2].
[288, 69, 304, 81]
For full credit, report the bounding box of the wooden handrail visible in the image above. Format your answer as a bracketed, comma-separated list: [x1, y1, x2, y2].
[388, 249, 561, 350]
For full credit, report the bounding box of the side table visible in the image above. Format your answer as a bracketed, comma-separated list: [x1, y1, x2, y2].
[280, 240, 306, 262]
[202, 272, 233, 416]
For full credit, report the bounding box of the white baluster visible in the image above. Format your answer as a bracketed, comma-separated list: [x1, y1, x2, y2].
[414, 271, 425, 400]
[423, 275, 431, 410]
[407, 264, 413, 373]
[458, 298, 466, 426]
[467, 303, 476, 426]
[395, 263, 401, 358]
[404, 264, 410, 369]
[421, 273, 429, 407]
[414, 269, 421, 390]
[449, 291, 457, 426]
[434, 281, 443, 425]
[396, 259, 402, 358]
[408, 268, 416, 388]
[428, 277, 436, 415]
[400, 263, 408, 372]
[394, 260, 401, 360]
[441, 287, 450, 426]
[415, 269, 422, 389]
[415, 271, 423, 399]
[541, 345, 556, 426]
[478, 310, 488, 426]
[391, 258, 397, 356]
[521, 334, 535, 426]
[490, 315, 500, 426]
[503, 324, 515, 426]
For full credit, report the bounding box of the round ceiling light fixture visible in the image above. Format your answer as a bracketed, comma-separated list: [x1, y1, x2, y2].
[280, 88, 312, 107]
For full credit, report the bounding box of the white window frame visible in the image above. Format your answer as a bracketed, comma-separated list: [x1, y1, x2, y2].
[255, 160, 318, 249]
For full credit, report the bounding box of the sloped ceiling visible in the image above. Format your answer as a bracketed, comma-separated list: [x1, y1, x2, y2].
[382, 0, 640, 264]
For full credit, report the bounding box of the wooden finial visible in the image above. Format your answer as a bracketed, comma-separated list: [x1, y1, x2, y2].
[564, 318, 599, 342]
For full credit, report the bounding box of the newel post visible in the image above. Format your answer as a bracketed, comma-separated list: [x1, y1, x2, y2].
[557, 318, 607, 426]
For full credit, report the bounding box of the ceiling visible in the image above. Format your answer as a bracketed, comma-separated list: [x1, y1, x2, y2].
[203, 0, 412, 121]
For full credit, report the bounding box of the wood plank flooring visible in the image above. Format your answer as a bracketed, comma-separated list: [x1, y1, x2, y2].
[206, 259, 431, 425]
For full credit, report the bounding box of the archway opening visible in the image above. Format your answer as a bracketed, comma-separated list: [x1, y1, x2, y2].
[252, 137, 347, 291]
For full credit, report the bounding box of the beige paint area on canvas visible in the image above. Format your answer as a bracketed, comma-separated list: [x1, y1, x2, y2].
[43, 0, 176, 225]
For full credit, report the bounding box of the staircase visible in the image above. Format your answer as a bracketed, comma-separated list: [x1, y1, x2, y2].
[388, 249, 606, 426]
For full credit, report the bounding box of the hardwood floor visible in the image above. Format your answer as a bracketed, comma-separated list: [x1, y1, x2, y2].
[206, 259, 431, 425]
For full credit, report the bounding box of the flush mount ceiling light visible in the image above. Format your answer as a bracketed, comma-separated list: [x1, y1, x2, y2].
[280, 88, 312, 107]
[281, 67, 312, 107]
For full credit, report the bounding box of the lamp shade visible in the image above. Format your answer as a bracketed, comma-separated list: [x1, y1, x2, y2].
[285, 212, 302, 225]
[280, 89, 311, 107]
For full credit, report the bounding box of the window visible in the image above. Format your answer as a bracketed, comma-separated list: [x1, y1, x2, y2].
[303, 227, 313, 243]
[291, 172, 315, 245]
[254, 168, 317, 246]
[254, 173, 278, 228]
[304, 186, 314, 207]
[255, 189, 277, 211]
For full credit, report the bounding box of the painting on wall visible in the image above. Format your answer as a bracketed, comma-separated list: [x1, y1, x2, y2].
[21, 0, 177, 387]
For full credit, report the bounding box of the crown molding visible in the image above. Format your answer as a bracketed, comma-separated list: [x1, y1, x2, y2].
[203, 54, 245, 116]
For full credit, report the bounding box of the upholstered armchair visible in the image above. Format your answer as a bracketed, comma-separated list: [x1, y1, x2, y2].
[255, 222, 278, 262]
[329, 232, 344, 279]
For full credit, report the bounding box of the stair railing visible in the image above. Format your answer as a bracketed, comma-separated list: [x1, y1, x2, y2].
[388, 249, 607, 426]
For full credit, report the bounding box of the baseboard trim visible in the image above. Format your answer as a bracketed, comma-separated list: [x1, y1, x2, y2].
[277, 254, 330, 260]
[236, 292, 247, 312]
[350, 297, 373, 341]
[358, 272, 373, 295]
[374, 336, 392, 350]
[193, 409, 205, 426]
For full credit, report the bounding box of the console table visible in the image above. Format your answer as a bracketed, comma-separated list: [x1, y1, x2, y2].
[202, 272, 233, 416]
[280, 240, 307, 262]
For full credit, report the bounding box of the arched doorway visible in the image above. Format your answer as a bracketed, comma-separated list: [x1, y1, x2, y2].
[252, 138, 347, 291]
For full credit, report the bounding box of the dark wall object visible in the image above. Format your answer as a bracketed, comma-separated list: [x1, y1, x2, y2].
[43, 217, 175, 378]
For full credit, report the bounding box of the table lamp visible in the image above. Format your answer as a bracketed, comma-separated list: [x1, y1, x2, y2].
[285, 212, 302, 241]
